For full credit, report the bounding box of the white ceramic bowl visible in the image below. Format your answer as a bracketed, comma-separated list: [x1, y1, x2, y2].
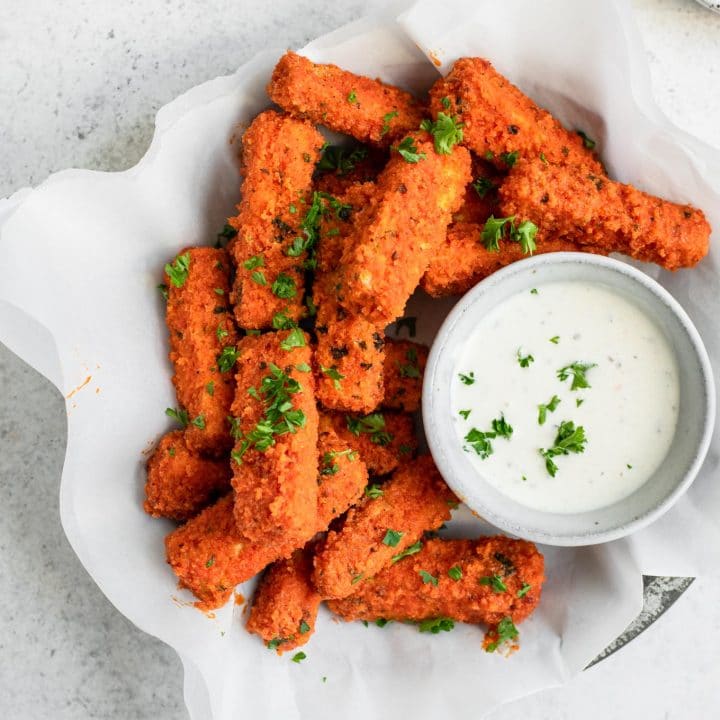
[423, 253, 716, 546]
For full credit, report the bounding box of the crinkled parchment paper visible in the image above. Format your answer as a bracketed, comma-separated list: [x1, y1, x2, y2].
[1, 1, 719, 718]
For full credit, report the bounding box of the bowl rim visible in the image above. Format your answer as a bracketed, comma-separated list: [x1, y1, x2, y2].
[422, 252, 716, 546]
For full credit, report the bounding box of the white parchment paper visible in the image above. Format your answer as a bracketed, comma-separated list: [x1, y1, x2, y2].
[1, 1, 719, 718]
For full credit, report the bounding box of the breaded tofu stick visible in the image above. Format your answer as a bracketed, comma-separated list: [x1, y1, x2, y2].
[429, 57, 604, 173]
[312, 455, 456, 599]
[382, 339, 427, 413]
[314, 183, 386, 413]
[165, 247, 238, 455]
[144, 430, 231, 521]
[339, 134, 471, 325]
[499, 161, 711, 270]
[165, 419, 367, 610]
[230, 332, 319, 544]
[325, 411, 417, 476]
[246, 547, 321, 654]
[268, 51, 426, 147]
[421, 223, 588, 297]
[229, 110, 324, 329]
[327, 537, 544, 627]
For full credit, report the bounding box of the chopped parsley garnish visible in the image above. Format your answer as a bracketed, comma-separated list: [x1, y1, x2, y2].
[168, 447, 175, 457]
[295, 362, 311, 373]
[464, 428, 495, 459]
[398, 347, 421, 378]
[317, 145, 368, 176]
[267, 637, 288, 651]
[539, 152, 548, 164]
[280, 328, 306, 351]
[627, 463, 633, 469]
[217, 346, 240, 372]
[472, 176, 497, 198]
[165, 253, 191, 288]
[420, 113, 464, 154]
[375, 618, 390, 628]
[537, 394, 561, 425]
[394, 316, 417, 337]
[539, 420, 588, 477]
[251, 270, 267, 286]
[576, 398, 584, 407]
[485, 617, 519, 653]
[530, 288, 538, 295]
[271, 273, 297, 299]
[418, 617, 454, 634]
[291, 652, 307, 663]
[419, 570, 439, 586]
[215, 222, 237, 247]
[380, 110, 399, 136]
[289, 203, 297, 214]
[321, 365, 344, 389]
[500, 151, 519, 167]
[321, 448, 357, 476]
[517, 350, 534, 368]
[491, 415, 513, 438]
[165, 407, 189, 427]
[157, 283, 168, 300]
[484, 150, 495, 160]
[205, 381, 215, 396]
[213, 287, 224, 295]
[347, 89, 357, 103]
[576, 129, 596, 150]
[346, 413, 392, 446]
[299, 620, 310, 634]
[351, 573, 364, 585]
[394, 136, 426, 163]
[479, 574, 507, 593]
[205, 555, 215, 568]
[391, 540, 422, 564]
[440, 96, 451, 109]
[549, 336, 560, 344]
[517, 583, 532, 598]
[243, 255, 264, 270]
[231, 363, 306, 462]
[191, 414, 206, 430]
[448, 566, 463, 581]
[557, 361, 597, 390]
[481, 215, 537, 254]
[458, 372, 475, 385]
[458, 409, 471, 420]
[382, 529, 404, 547]
[364, 484, 384, 499]
[272, 310, 296, 330]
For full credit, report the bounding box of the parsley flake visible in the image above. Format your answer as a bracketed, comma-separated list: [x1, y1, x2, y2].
[500, 151, 519, 167]
[346, 413, 392, 446]
[291, 652, 307, 663]
[165, 253, 191, 288]
[205, 381, 215, 396]
[191, 414, 206, 430]
[165, 407, 189, 427]
[472, 176, 497, 198]
[576, 129, 596, 150]
[448, 566, 463, 581]
[321, 365, 345, 389]
[458, 409, 471, 420]
[517, 583, 532, 598]
[479, 574, 507, 593]
[280, 328, 306, 351]
[418, 617, 454, 634]
[271, 274, 297, 299]
[549, 336, 560, 344]
[557, 361, 597, 390]
[251, 270, 267, 286]
[485, 617, 519, 653]
[537, 395, 561, 425]
[380, 110, 399, 136]
[243, 255, 264, 270]
[458, 371, 475, 385]
[419, 570, 439, 586]
[347, 89, 357, 103]
[420, 113, 464, 154]
[217, 346, 240, 372]
[157, 283, 168, 300]
[539, 420, 588, 477]
[365, 484, 384, 499]
[394, 136, 426, 163]
[391, 541, 422, 564]
[382, 529, 404, 547]
[517, 350, 534, 368]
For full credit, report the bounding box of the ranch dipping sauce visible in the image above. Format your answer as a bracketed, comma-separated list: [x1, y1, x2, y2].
[451, 281, 680, 514]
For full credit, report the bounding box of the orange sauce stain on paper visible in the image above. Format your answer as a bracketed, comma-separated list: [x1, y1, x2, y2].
[234, 592, 245, 606]
[66, 375, 92, 399]
[429, 50, 442, 67]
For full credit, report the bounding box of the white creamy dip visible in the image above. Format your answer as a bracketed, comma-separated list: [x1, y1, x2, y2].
[451, 281, 679, 514]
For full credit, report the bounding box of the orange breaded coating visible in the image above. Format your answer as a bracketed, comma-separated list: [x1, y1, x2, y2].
[314, 273, 385, 414]
[231, 332, 319, 544]
[421, 223, 589, 297]
[268, 51, 425, 147]
[229, 110, 324, 329]
[328, 537, 544, 627]
[165, 247, 238, 455]
[144, 430, 231, 521]
[382, 339, 427, 413]
[325, 411, 417, 477]
[312, 455, 456, 599]
[429, 57, 603, 173]
[246, 547, 321, 654]
[339, 135, 472, 325]
[499, 161, 711, 270]
[165, 420, 367, 610]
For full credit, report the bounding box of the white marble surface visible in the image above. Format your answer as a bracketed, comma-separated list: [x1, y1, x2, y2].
[0, 1, 719, 718]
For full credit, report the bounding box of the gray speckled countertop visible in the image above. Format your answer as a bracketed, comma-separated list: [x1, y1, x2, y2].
[1, 1, 719, 718]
